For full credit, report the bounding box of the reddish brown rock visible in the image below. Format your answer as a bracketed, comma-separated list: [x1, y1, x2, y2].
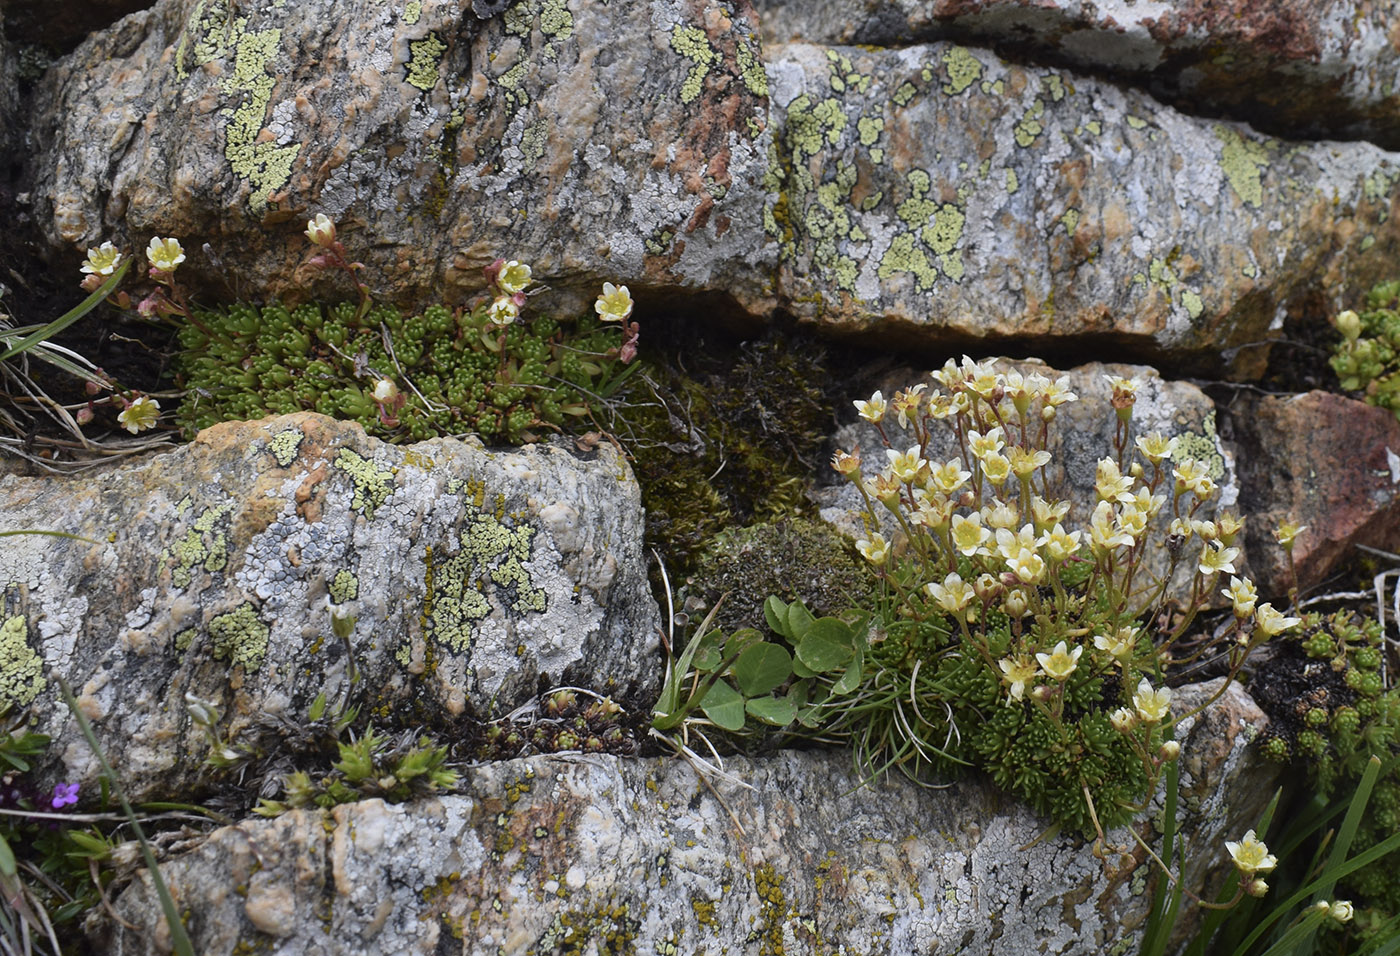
[1223, 390, 1400, 594]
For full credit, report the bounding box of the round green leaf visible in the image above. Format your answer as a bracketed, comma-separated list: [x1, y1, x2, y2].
[698, 680, 747, 732]
[745, 696, 797, 727]
[794, 617, 855, 673]
[733, 642, 793, 697]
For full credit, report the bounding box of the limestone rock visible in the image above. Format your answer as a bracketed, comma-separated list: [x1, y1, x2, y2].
[101, 680, 1273, 955]
[761, 41, 1400, 377]
[1222, 389, 1400, 595]
[0, 413, 660, 803]
[817, 359, 1237, 599]
[756, 0, 1400, 149]
[29, 0, 775, 317]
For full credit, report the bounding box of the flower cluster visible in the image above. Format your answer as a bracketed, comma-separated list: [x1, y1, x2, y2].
[828, 356, 1300, 842]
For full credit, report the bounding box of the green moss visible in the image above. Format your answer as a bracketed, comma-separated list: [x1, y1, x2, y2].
[0, 614, 45, 709]
[209, 603, 270, 672]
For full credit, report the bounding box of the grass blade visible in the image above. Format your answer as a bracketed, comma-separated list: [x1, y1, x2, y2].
[0, 259, 130, 362]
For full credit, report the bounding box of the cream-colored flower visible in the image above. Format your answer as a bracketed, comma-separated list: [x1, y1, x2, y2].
[1007, 547, 1046, 585]
[1329, 900, 1354, 924]
[856, 532, 890, 565]
[1038, 523, 1081, 562]
[304, 213, 337, 247]
[891, 384, 927, 428]
[1217, 512, 1244, 545]
[1093, 627, 1136, 664]
[929, 458, 971, 494]
[886, 445, 927, 483]
[999, 657, 1040, 703]
[1104, 374, 1140, 399]
[1008, 445, 1051, 479]
[1090, 501, 1133, 552]
[146, 236, 186, 272]
[950, 512, 992, 556]
[968, 427, 1005, 459]
[1226, 830, 1277, 876]
[1095, 458, 1136, 504]
[995, 524, 1039, 562]
[854, 390, 887, 423]
[1223, 577, 1258, 618]
[1002, 588, 1029, 617]
[1119, 507, 1148, 540]
[81, 241, 124, 276]
[1274, 521, 1307, 549]
[117, 395, 160, 434]
[1132, 678, 1172, 723]
[371, 379, 399, 403]
[498, 260, 533, 295]
[1036, 641, 1082, 681]
[594, 281, 632, 322]
[1030, 496, 1070, 531]
[1041, 376, 1077, 408]
[983, 500, 1020, 530]
[1198, 542, 1240, 577]
[487, 296, 520, 326]
[1110, 707, 1138, 733]
[1255, 603, 1301, 637]
[1135, 431, 1178, 465]
[981, 451, 1011, 486]
[1191, 519, 1219, 542]
[1336, 309, 1362, 341]
[831, 449, 861, 475]
[910, 491, 954, 530]
[926, 572, 974, 613]
[1173, 459, 1211, 497]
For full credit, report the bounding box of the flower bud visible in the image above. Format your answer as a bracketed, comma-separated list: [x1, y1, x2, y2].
[1335, 309, 1362, 341]
[1110, 707, 1138, 733]
[1030, 684, 1053, 703]
[75, 406, 94, 425]
[1329, 900, 1353, 923]
[305, 213, 337, 248]
[372, 378, 399, 404]
[1158, 740, 1181, 761]
[1245, 879, 1270, 898]
[1002, 588, 1028, 617]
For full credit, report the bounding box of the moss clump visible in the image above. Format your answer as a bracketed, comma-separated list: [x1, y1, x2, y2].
[1330, 279, 1400, 420]
[686, 517, 878, 633]
[175, 299, 624, 445]
[607, 328, 834, 573]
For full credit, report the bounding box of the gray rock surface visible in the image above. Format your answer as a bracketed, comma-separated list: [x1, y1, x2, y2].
[100, 679, 1273, 955]
[0, 413, 660, 803]
[756, 0, 1400, 149]
[760, 41, 1400, 377]
[29, 0, 775, 317]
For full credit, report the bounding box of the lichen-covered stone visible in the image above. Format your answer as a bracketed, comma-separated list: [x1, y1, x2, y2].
[756, 0, 1400, 149]
[761, 41, 1400, 377]
[100, 680, 1271, 955]
[818, 359, 1237, 599]
[28, 0, 775, 318]
[0, 413, 659, 802]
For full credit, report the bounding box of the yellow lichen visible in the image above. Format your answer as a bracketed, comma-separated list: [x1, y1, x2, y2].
[0, 615, 45, 709]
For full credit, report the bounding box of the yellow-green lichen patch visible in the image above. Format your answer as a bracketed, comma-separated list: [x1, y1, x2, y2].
[1181, 288, 1204, 320]
[403, 1, 422, 24]
[423, 506, 547, 655]
[170, 501, 237, 589]
[333, 449, 396, 520]
[735, 35, 768, 98]
[926, 203, 966, 280]
[1014, 98, 1045, 147]
[671, 25, 719, 105]
[1174, 412, 1226, 481]
[691, 896, 719, 928]
[268, 428, 303, 467]
[1005, 168, 1019, 193]
[406, 32, 446, 92]
[1215, 125, 1269, 209]
[752, 863, 792, 955]
[1126, 114, 1148, 130]
[826, 49, 872, 95]
[329, 569, 359, 604]
[891, 81, 917, 107]
[0, 614, 45, 709]
[176, 0, 234, 78]
[221, 19, 301, 216]
[785, 94, 847, 170]
[1044, 74, 1066, 102]
[857, 115, 884, 147]
[174, 628, 197, 653]
[209, 603, 270, 672]
[539, 0, 573, 45]
[878, 233, 939, 292]
[1060, 208, 1079, 238]
[940, 46, 982, 96]
[804, 168, 862, 292]
[1085, 119, 1102, 135]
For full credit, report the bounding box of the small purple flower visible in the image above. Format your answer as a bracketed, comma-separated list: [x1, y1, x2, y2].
[50, 782, 79, 810]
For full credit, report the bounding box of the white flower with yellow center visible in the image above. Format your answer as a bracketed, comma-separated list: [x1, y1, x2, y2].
[929, 458, 972, 494]
[1129, 487, 1166, 519]
[1218, 512, 1244, 544]
[995, 524, 1038, 562]
[146, 236, 186, 272]
[1135, 431, 1178, 465]
[1036, 641, 1082, 681]
[487, 296, 520, 327]
[925, 572, 974, 613]
[1093, 627, 1137, 664]
[1198, 542, 1240, 577]
[950, 512, 992, 556]
[595, 281, 632, 322]
[1007, 547, 1046, 585]
[856, 532, 890, 566]
[1173, 458, 1211, 496]
[998, 657, 1040, 704]
[1223, 577, 1258, 618]
[1132, 678, 1172, 723]
[498, 260, 533, 295]
[854, 390, 887, 423]
[1119, 508, 1148, 540]
[117, 395, 160, 434]
[1255, 603, 1301, 637]
[81, 241, 124, 276]
[1095, 458, 1136, 504]
[831, 449, 861, 475]
[911, 492, 954, 530]
[886, 445, 927, 483]
[1226, 831, 1277, 876]
[983, 500, 1020, 530]
[981, 451, 1011, 486]
[1008, 445, 1051, 479]
[1090, 501, 1133, 552]
[1274, 521, 1306, 549]
[891, 384, 927, 428]
[1038, 523, 1081, 562]
[1041, 376, 1077, 408]
[967, 427, 1005, 459]
[1031, 496, 1070, 531]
